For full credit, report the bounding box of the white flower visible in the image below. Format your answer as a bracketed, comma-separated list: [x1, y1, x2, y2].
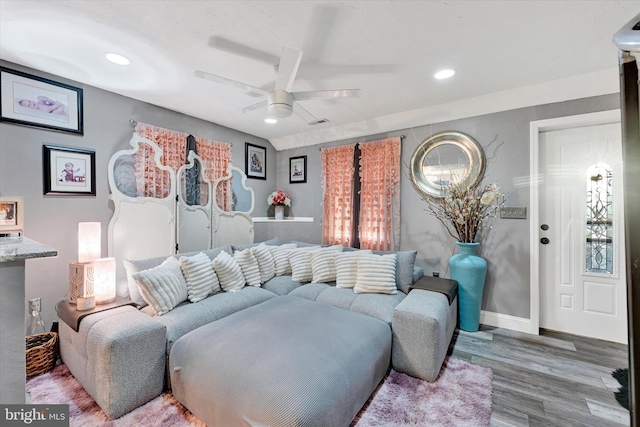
[480, 191, 497, 205]
[267, 194, 274, 205]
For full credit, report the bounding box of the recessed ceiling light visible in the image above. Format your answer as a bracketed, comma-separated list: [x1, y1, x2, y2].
[434, 69, 455, 80]
[264, 117, 278, 124]
[105, 53, 130, 65]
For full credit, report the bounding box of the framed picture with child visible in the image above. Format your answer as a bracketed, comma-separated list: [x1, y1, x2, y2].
[43, 145, 96, 196]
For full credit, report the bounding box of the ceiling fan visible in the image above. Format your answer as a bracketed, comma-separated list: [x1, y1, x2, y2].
[194, 46, 360, 123]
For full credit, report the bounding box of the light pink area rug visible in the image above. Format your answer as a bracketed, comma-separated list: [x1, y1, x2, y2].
[28, 357, 492, 426]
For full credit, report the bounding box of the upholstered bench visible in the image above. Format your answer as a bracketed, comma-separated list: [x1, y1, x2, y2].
[169, 295, 391, 427]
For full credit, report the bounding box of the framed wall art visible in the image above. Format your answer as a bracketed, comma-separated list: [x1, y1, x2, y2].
[0, 67, 83, 134]
[43, 145, 96, 196]
[245, 142, 266, 180]
[0, 196, 24, 235]
[289, 155, 307, 183]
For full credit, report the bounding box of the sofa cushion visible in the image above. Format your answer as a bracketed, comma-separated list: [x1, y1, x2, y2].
[289, 283, 405, 325]
[179, 252, 221, 302]
[156, 286, 277, 354]
[343, 248, 418, 294]
[354, 253, 398, 295]
[234, 248, 261, 287]
[132, 257, 189, 316]
[212, 251, 245, 292]
[124, 245, 232, 307]
[262, 275, 301, 296]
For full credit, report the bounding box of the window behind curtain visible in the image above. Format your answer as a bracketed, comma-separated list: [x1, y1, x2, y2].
[134, 122, 232, 209]
[321, 144, 356, 246]
[321, 137, 401, 250]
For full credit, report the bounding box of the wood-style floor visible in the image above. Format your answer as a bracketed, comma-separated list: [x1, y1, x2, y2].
[448, 326, 630, 426]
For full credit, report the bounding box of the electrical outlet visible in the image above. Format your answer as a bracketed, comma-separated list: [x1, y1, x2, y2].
[29, 298, 42, 313]
[433, 271, 440, 277]
[500, 207, 527, 219]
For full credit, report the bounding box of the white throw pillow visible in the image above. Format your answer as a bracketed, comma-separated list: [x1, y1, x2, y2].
[250, 242, 276, 283]
[353, 253, 398, 295]
[132, 257, 188, 315]
[335, 250, 372, 289]
[311, 245, 343, 283]
[269, 243, 297, 276]
[179, 252, 221, 302]
[234, 248, 261, 287]
[212, 251, 246, 292]
[289, 246, 319, 283]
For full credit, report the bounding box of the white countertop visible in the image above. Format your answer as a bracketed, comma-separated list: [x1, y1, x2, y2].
[0, 237, 58, 262]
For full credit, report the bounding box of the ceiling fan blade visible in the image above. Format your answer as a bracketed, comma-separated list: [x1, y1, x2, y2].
[235, 99, 268, 114]
[293, 102, 318, 124]
[274, 46, 303, 92]
[194, 70, 269, 97]
[292, 89, 360, 101]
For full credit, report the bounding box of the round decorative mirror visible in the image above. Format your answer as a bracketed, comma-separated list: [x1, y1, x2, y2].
[410, 131, 486, 198]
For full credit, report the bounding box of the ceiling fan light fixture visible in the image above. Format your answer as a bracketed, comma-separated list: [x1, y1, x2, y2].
[105, 53, 130, 65]
[434, 69, 455, 80]
[264, 117, 278, 124]
[268, 90, 294, 118]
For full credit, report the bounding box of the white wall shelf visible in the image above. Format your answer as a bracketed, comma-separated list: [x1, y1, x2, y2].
[252, 217, 314, 223]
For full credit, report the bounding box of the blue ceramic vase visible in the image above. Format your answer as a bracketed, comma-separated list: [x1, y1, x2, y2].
[449, 242, 487, 332]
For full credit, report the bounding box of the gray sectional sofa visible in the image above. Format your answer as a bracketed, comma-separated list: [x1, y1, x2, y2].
[57, 239, 457, 422]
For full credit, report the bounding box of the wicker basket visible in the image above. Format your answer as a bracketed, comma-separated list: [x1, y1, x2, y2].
[26, 332, 59, 379]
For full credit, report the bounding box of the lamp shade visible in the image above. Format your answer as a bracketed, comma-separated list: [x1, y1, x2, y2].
[93, 257, 116, 304]
[78, 222, 101, 263]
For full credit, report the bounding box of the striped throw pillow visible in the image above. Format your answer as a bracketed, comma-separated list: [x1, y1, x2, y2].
[335, 250, 372, 289]
[179, 252, 221, 302]
[289, 246, 319, 283]
[311, 245, 343, 283]
[132, 257, 188, 315]
[212, 251, 246, 292]
[234, 248, 261, 287]
[269, 243, 297, 276]
[353, 253, 398, 295]
[251, 242, 276, 283]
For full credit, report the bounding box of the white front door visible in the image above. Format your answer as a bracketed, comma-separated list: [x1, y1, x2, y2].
[540, 123, 627, 343]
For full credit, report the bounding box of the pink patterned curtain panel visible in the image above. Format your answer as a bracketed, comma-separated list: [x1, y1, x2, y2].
[195, 137, 232, 211]
[135, 123, 187, 198]
[358, 137, 401, 251]
[133, 123, 232, 207]
[321, 144, 356, 246]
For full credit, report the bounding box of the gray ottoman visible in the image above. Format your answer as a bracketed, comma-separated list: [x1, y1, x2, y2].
[170, 295, 391, 427]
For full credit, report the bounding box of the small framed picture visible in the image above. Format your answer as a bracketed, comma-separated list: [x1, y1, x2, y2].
[0, 67, 83, 135]
[43, 145, 96, 196]
[245, 142, 266, 180]
[0, 196, 24, 233]
[289, 155, 307, 184]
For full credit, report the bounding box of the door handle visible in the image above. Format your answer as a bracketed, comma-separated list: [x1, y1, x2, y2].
[540, 237, 550, 245]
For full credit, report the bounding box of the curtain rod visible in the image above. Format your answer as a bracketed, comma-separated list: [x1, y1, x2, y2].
[317, 135, 406, 151]
[129, 119, 233, 146]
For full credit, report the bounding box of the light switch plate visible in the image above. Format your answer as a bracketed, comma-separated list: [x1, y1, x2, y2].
[500, 206, 527, 219]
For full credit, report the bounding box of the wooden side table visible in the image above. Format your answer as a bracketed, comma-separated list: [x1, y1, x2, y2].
[408, 275, 458, 305]
[57, 296, 137, 332]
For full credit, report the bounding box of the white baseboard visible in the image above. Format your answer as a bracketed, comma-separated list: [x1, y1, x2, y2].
[479, 310, 537, 335]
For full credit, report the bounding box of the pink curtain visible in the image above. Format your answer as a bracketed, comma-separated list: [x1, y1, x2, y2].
[135, 123, 186, 198]
[133, 123, 232, 208]
[195, 137, 232, 211]
[358, 137, 401, 251]
[321, 144, 356, 246]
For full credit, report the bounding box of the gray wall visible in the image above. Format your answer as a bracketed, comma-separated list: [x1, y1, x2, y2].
[0, 61, 276, 332]
[0, 57, 621, 325]
[264, 94, 620, 319]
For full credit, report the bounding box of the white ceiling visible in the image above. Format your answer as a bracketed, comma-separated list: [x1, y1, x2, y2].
[1, 1, 637, 150]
